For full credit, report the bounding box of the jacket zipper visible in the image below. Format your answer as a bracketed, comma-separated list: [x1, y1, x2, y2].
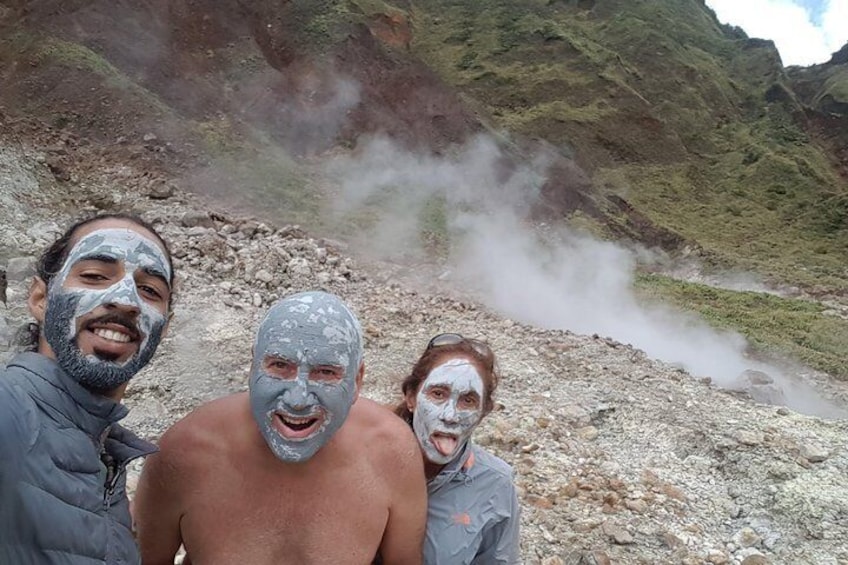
[103, 464, 125, 509]
[102, 449, 149, 509]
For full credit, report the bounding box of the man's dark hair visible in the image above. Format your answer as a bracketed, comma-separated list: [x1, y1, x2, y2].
[37, 212, 175, 290]
[18, 212, 176, 350]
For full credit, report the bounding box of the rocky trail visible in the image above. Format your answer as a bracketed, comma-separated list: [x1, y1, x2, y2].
[1, 116, 847, 565]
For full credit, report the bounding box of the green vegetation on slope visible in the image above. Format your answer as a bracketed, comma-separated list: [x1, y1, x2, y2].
[636, 273, 848, 378]
[820, 68, 848, 104]
[0, 32, 172, 118]
[407, 0, 848, 292]
[598, 158, 848, 289]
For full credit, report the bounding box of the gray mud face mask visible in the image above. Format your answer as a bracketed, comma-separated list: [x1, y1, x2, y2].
[249, 291, 363, 463]
[43, 228, 171, 393]
[412, 358, 484, 465]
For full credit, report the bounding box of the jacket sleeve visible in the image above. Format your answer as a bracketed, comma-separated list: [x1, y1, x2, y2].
[0, 381, 28, 463]
[473, 482, 522, 565]
[0, 381, 30, 535]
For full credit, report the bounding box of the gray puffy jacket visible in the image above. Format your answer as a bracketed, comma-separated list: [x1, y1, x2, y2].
[0, 353, 156, 564]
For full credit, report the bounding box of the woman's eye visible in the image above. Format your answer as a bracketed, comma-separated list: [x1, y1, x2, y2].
[80, 273, 107, 282]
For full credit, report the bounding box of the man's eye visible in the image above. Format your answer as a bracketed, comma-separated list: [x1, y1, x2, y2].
[265, 359, 296, 378]
[312, 367, 343, 380]
[138, 285, 163, 299]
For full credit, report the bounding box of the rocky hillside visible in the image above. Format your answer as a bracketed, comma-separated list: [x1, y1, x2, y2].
[787, 43, 848, 185]
[2, 112, 848, 565]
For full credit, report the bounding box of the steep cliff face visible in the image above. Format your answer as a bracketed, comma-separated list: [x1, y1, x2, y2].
[788, 43, 848, 181]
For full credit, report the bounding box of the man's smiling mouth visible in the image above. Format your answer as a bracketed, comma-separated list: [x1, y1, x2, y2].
[81, 319, 142, 362]
[92, 328, 132, 343]
[85, 318, 140, 342]
[272, 411, 326, 441]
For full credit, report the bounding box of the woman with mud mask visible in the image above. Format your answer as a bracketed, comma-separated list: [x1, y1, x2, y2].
[395, 334, 521, 565]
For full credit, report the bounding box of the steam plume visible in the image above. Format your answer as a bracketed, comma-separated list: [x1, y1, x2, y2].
[328, 135, 846, 419]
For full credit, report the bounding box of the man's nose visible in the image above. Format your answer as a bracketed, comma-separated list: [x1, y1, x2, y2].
[283, 380, 312, 410]
[104, 277, 143, 314]
[104, 301, 140, 317]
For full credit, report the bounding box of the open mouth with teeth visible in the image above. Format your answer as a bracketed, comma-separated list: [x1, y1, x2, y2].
[82, 321, 141, 361]
[271, 411, 326, 441]
[431, 432, 460, 457]
[92, 328, 132, 343]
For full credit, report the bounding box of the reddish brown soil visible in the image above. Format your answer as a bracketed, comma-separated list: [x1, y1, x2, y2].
[0, 0, 682, 250]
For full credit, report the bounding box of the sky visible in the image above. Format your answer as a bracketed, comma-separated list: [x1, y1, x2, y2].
[705, 0, 848, 66]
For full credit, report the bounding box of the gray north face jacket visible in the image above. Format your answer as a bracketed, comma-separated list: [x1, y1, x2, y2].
[0, 352, 156, 565]
[424, 442, 521, 565]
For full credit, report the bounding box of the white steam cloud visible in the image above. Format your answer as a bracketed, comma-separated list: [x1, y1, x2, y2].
[329, 135, 846, 419]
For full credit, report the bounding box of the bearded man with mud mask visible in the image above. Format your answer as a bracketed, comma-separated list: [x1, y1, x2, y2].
[0, 214, 174, 564]
[134, 290, 427, 565]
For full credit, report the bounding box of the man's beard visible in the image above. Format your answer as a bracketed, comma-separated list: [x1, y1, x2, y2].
[43, 291, 165, 394]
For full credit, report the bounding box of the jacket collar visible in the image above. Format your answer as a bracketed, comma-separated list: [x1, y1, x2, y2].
[427, 441, 475, 496]
[9, 352, 157, 461]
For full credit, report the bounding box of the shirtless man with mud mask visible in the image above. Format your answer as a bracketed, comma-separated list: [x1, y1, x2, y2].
[135, 291, 427, 565]
[0, 214, 173, 564]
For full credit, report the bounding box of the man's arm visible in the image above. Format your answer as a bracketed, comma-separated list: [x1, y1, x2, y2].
[133, 426, 189, 565]
[377, 428, 427, 565]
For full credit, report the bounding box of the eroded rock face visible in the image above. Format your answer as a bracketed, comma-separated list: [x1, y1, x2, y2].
[1, 117, 847, 565]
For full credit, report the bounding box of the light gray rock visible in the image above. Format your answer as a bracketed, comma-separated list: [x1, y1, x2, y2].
[147, 182, 175, 200]
[0, 315, 12, 350]
[288, 257, 312, 277]
[254, 270, 273, 284]
[180, 212, 215, 229]
[5, 256, 36, 282]
[26, 221, 60, 245]
[798, 442, 829, 463]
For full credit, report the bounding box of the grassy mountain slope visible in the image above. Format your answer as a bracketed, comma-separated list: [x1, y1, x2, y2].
[408, 0, 848, 291]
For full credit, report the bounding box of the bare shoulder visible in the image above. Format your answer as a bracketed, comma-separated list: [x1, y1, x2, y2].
[156, 392, 250, 465]
[349, 398, 421, 463]
[350, 398, 416, 443]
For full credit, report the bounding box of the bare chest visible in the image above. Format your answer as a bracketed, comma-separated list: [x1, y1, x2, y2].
[180, 461, 390, 565]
